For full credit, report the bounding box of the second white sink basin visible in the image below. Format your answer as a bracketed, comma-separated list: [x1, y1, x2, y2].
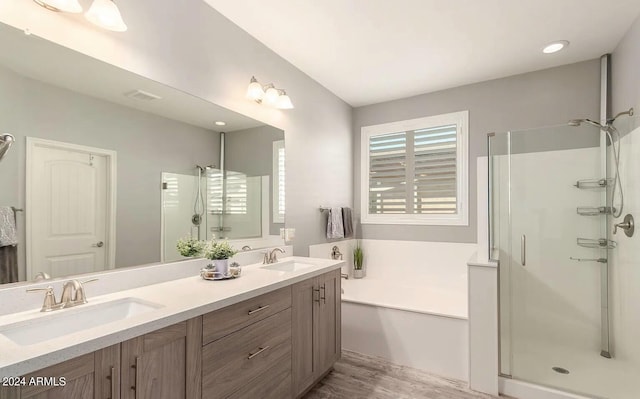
[0, 297, 163, 346]
[261, 261, 315, 273]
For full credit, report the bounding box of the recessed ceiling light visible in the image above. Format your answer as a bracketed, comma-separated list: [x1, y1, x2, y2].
[543, 40, 569, 54]
[215, 121, 226, 126]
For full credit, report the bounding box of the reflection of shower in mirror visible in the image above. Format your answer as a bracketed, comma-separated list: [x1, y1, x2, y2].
[0, 134, 15, 162]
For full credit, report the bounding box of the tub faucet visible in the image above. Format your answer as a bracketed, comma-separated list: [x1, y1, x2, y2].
[341, 273, 349, 280]
[263, 248, 285, 264]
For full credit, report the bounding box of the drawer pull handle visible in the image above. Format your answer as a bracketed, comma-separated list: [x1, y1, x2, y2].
[131, 357, 139, 398]
[320, 283, 326, 304]
[107, 366, 116, 399]
[248, 346, 270, 360]
[248, 305, 270, 315]
[313, 287, 321, 303]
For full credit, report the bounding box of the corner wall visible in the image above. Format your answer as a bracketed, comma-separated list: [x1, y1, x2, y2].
[612, 14, 640, 114]
[353, 60, 600, 242]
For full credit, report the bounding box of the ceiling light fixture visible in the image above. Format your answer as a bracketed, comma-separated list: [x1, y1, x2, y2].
[85, 0, 128, 32]
[215, 121, 227, 126]
[33, 0, 83, 13]
[246, 76, 294, 110]
[543, 40, 569, 54]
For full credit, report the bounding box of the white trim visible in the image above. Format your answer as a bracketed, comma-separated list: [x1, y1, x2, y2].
[499, 377, 591, 399]
[360, 111, 469, 226]
[272, 140, 285, 224]
[26, 138, 117, 279]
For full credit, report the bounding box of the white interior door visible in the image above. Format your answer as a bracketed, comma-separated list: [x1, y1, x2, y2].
[27, 139, 115, 279]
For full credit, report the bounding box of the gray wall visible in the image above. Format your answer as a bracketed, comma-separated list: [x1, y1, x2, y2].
[613, 14, 640, 115]
[0, 0, 353, 257]
[353, 60, 601, 243]
[225, 125, 285, 236]
[0, 66, 220, 279]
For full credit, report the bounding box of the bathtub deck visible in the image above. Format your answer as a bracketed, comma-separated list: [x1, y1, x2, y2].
[304, 350, 498, 399]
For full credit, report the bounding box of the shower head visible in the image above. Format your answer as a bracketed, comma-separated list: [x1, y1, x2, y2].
[0, 134, 15, 162]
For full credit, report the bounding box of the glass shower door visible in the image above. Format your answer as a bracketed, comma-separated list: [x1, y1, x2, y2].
[493, 123, 633, 397]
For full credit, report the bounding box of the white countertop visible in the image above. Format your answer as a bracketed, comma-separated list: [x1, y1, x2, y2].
[0, 256, 343, 378]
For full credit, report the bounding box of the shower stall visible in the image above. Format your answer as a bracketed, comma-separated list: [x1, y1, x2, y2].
[489, 110, 639, 398]
[161, 167, 264, 262]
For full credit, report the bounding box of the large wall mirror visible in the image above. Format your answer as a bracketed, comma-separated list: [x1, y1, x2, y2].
[0, 23, 285, 285]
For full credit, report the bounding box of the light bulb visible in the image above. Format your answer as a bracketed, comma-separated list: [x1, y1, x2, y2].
[263, 86, 280, 106]
[246, 77, 265, 101]
[33, 0, 83, 13]
[276, 92, 294, 109]
[85, 0, 128, 32]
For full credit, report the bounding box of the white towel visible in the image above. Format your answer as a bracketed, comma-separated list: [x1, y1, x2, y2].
[0, 206, 17, 247]
[326, 207, 345, 239]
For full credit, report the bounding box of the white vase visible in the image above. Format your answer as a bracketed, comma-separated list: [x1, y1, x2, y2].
[213, 259, 229, 276]
[353, 267, 365, 279]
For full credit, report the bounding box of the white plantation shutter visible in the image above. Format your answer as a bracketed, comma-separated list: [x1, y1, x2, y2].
[368, 132, 408, 214]
[207, 170, 248, 215]
[273, 140, 285, 223]
[362, 111, 468, 226]
[413, 125, 457, 214]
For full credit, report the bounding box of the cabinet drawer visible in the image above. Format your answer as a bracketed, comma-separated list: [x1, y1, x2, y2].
[227, 353, 291, 399]
[202, 308, 292, 399]
[202, 286, 291, 345]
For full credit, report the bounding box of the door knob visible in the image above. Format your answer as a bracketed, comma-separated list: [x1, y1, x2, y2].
[92, 241, 104, 248]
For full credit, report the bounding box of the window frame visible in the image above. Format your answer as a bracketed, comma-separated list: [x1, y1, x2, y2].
[272, 140, 285, 224]
[360, 110, 469, 226]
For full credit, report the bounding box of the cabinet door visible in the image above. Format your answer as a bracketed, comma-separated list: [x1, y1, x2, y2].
[291, 277, 318, 397]
[317, 269, 341, 372]
[0, 345, 120, 399]
[121, 318, 201, 399]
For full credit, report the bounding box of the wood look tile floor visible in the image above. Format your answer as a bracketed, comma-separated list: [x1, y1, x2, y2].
[304, 350, 499, 399]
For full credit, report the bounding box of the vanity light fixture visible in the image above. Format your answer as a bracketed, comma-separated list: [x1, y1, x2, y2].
[85, 0, 128, 32]
[33, 0, 83, 13]
[543, 40, 569, 54]
[246, 76, 294, 109]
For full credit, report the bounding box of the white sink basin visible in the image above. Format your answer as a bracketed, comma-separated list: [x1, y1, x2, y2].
[261, 261, 315, 273]
[0, 297, 163, 346]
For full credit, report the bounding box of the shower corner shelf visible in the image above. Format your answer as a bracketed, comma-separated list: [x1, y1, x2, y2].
[573, 178, 613, 189]
[576, 238, 617, 249]
[576, 206, 614, 216]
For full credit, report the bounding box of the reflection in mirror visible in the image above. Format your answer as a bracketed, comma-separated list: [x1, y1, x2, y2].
[0, 22, 284, 285]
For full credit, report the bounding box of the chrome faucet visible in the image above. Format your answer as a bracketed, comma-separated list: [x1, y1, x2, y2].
[26, 278, 98, 312]
[263, 248, 285, 264]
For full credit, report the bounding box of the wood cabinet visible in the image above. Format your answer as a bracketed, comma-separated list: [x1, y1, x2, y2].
[202, 287, 293, 399]
[1, 268, 341, 399]
[121, 318, 201, 399]
[0, 345, 120, 399]
[292, 269, 341, 397]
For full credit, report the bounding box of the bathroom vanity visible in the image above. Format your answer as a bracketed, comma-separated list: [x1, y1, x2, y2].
[0, 258, 342, 399]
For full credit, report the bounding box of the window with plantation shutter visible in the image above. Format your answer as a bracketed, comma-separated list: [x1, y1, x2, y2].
[207, 169, 248, 215]
[273, 140, 285, 223]
[361, 111, 469, 226]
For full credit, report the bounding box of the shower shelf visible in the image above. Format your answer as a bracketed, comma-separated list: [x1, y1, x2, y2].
[573, 178, 613, 189]
[576, 206, 613, 216]
[576, 238, 617, 249]
[570, 257, 608, 263]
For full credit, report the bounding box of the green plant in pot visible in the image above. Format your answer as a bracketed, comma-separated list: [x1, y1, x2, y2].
[353, 241, 365, 279]
[176, 236, 205, 258]
[204, 239, 238, 277]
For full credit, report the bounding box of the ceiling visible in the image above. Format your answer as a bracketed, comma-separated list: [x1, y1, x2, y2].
[205, 0, 640, 107]
[0, 23, 264, 132]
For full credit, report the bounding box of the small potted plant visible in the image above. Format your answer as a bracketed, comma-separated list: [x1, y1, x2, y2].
[353, 241, 365, 279]
[176, 236, 205, 258]
[204, 239, 238, 276]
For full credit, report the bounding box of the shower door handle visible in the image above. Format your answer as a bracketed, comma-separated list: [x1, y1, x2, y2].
[521, 235, 526, 266]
